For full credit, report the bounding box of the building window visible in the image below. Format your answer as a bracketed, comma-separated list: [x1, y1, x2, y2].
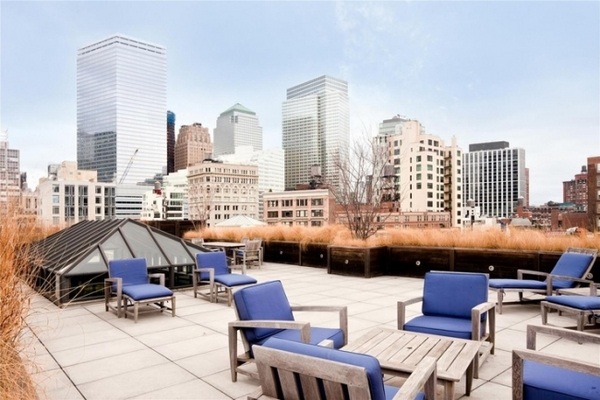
[267, 211, 279, 218]
[282, 211, 293, 218]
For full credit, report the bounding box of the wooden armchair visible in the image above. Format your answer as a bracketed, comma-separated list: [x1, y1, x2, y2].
[248, 337, 437, 400]
[228, 280, 348, 382]
[513, 325, 600, 399]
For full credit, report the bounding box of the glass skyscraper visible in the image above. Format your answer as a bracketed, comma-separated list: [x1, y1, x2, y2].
[213, 103, 263, 157]
[282, 75, 349, 190]
[77, 35, 167, 185]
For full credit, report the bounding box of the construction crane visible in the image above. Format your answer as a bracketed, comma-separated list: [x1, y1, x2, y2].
[119, 149, 139, 184]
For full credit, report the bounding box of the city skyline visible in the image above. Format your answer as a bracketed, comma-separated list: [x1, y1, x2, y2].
[1, 1, 598, 205]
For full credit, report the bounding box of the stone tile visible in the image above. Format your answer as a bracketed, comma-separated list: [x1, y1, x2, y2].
[63, 348, 168, 385]
[136, 324, 219, 348]
[176, 347, 231, 378]
[77, 363, 195, 400]
[202, 369, 260, 399]
[129, 379, 230, 399]
[32, 369, 83, 400]
[41, 324, 130, 353]
[51, 337, 147, 367]
[153, 333, 228, 361]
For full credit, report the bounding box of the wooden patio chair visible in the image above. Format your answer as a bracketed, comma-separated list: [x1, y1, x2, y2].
[541, 281, 600, 331]
[248, 337, 437, 400]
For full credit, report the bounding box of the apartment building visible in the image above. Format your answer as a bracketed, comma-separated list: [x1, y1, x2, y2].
[263, 188, 336, 227]
[187, 160, 258, 227]
[38, 161, 115, 227]
[563, 165, 588, 210]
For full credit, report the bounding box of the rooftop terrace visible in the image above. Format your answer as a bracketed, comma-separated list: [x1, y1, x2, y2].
[23, 262, 600, 399]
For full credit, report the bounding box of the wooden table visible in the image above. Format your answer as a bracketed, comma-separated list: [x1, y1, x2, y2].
[203, 241, 245, 256]
[343, 327, 481, 400]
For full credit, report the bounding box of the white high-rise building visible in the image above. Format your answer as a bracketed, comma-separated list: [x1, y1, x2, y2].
[0, 131, 21, 213]
[282, 75, 349, 191]
[76, 35, 167, 186]
[463, 142, 527, 219]
[213, 104, 263, 157]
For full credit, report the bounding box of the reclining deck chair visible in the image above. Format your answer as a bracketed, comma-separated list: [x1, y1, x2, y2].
[193, 251, 257, 306]
[249, 337, 437, 400]
[489, 248, 597, 314]
[104, 258, 176, 323]
[541, 282, 600, 331]
[398, 271, 495, 378]
[228, 280, 348, 382]
[512, 324, 600, 400]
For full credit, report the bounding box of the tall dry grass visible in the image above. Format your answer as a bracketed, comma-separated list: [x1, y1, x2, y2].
[185, 224, 600, 253]
[1, 213, 47, 400]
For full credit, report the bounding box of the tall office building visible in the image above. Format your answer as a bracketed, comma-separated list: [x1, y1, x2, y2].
[213, 103, 262, 157]
[282, 75, 349, 191]
[463, 141, 527, 219]
[77, 35, 167, 185]
[0, 131, 21, 213]
[167, 111, 176, 174]
[174, 123, 213, 171]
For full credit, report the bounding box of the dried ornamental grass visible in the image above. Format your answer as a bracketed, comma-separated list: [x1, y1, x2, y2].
[0, 214, 42, 400]
[186, 224, 600, 253]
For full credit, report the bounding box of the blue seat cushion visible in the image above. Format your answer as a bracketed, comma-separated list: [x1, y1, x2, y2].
[489, 279, 547, 290]
[233, 280, 295, 344]
[551, 252, 594, 289]
[404, 315, 483, 340]
[122, 283, 173, 301]
[546, 296, 600, 310]
[261, 337, 388, 400]
[214, 274, 257, 287]
[264, 326, 345, 349]
[524, 360, 600, 400]
[422, 272, 488, 320]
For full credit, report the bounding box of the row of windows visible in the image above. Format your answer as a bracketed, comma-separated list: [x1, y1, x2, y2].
[266, 198, 325, 207]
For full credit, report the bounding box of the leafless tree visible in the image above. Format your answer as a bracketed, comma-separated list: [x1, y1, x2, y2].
[332, 133, 396, 240]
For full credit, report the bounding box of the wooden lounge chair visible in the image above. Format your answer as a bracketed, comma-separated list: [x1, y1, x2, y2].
[489, 247, 597, 314]
[513, 325, 600, 400]
[248, 337, 437, 400]
[104, 258, 176, 323]
[541, 282, 600, 331]
[398, 271, 495, 379]
[228, 280, 347, 382]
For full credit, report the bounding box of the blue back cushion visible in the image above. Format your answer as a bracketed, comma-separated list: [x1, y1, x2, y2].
[262, 337, 387, 400]
[422, 272, 488, 319]
[550, 252, 594, 289]
[524, 360, 600, 400]
[108, 258, 148, 286]
[196, 251, 229, 278]
[233, 280, 294, 344]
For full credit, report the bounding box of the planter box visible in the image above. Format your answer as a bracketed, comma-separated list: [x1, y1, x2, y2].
[454, 248, 538, 278]
[387, 246, 452, 278]
[263, 241, 300, 265]
[300, 243, 329, 268]
[328, 246, 388, 278]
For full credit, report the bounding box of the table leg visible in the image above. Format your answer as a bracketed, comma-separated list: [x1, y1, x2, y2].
[466, 359, 474, 395]
[443, 381, 455, 400]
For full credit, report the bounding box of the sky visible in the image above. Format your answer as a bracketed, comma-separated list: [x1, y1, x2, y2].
[1, 0, 599, 205]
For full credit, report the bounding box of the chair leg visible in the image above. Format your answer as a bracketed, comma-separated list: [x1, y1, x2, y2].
[497, 290, 504, 314]
[134, 303, 139, 323]
[171, 297, 176, 317]
[541, 303, 548, 325]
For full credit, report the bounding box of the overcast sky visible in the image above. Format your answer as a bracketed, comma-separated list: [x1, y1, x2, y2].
[1, 1, 599, 205]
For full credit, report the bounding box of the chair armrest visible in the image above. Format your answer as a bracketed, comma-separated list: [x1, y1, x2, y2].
[517, 269, 549, 279]
[526, 324, 600, 350]
[104, 277, 122, 295]
[472, 301, 496, 344]
[148, 273, 165, 286]
[547, 274, 594, 287]
[291, 305, 348, 345]
[392, 356, 437, 400]
[193, 268, 215, 285]
[397, 297, 423, 330]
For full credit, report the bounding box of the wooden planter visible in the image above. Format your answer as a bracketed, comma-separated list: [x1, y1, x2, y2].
[387, 246, 452, 278]
[327, 246, 388, 278]
[300, 243, 329, 268]
[263, 241, 301, 265]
